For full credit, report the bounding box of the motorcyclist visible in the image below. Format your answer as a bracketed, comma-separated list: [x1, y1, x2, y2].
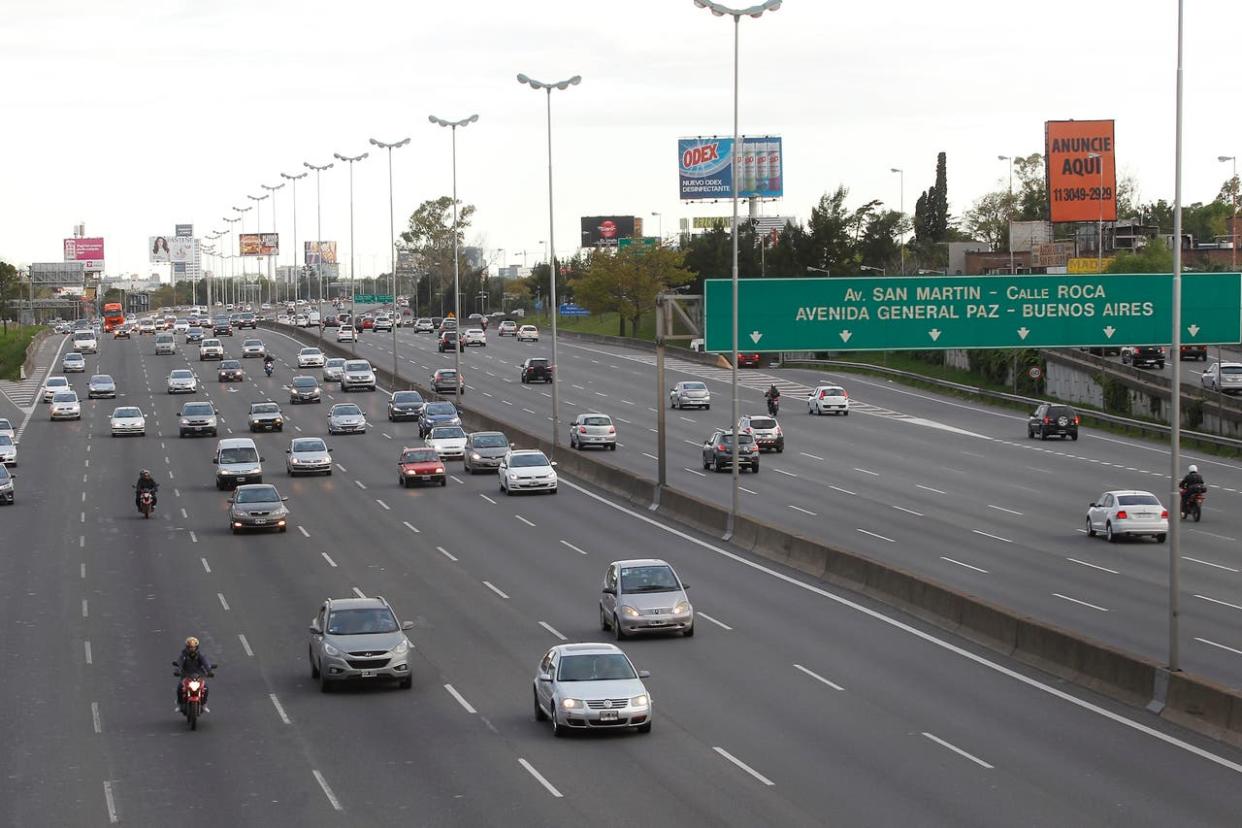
[134, 469, 159, 511]
[263, 354, 275, 375]
[764, 384, 781, 414]
[175, 636, 214, 713]
[1179, 464, 1206, 513]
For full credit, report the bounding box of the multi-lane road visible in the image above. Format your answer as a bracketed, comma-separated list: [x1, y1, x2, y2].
[4, 324, 1242, 825]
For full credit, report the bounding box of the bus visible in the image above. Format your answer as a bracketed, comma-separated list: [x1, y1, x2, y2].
[102, 303, 125, 333]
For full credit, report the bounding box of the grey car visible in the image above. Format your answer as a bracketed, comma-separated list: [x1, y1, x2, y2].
[327, 403, 367, 435]
[322, 358, 347, 383]
[702, 429, 759, 473]
[227, 483, 289, 534]
[0, 465, 14, 504]
[600, 559, 694, 638]
[62, 352, 86, 373]
[308, 596, 415, 691]
[341, 359, 376, 392]
[464, 431, 511, 473]
[670, 381, 711, 410]
[167, 369, 198, 394]
[87, 374, 117, 399]
[533, 643, 652, 736]
[247, 401, 285, 432]
[569, 413, 617, 451]
[289, 375, 322, 404]
[286, 437, 333, 476]
[178, 401, 218, 437]
[387, 390, 425, 421]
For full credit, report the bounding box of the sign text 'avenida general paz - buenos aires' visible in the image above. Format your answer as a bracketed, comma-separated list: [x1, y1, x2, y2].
[703, 274, 1242, 352]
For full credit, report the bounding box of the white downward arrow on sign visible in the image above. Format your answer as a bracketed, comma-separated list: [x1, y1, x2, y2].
[1103, 326, 1116, 339]
[839, 330, 852, 344]
[928, 329, 942, 342]
[1188, 324, 1201, 337]
[749, 331, 762, 344]
[1017, 327, 1030, 340]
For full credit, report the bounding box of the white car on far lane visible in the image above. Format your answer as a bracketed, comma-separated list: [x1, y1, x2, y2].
[516, 325, 539, 342]
[1085, 490, 1169, 544]
[297, 347, 326, 368]
[807, 384, 850, 415]
[43, 376, 71, 402]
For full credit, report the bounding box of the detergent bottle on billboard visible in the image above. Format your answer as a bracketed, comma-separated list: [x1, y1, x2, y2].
[754, 139, 769, 195]
[767, 139, 782, 196]
[740, 139, 757, 194]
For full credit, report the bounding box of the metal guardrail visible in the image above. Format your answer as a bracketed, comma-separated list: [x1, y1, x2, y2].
[783, 359, 1242, 452]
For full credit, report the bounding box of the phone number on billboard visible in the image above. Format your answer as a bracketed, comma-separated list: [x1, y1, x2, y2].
[1052, 186, 1114, 202]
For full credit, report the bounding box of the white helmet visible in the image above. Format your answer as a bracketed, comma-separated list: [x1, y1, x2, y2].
[1188, 464, 1199, 473]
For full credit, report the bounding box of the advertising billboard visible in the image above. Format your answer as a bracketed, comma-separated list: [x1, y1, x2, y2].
[239, 233, 279, 256]
[580, 216, 643, 247]
[679, 136, 783, 200]
[63, 237, 105, 270]
[149, 236, 172, 262]
[169, 236, 194, 264]
[31, 261, 85, 286]
[175, 223, 193, 238]
[1045, 120, 1117, 223]
[305, 241, 337, 265]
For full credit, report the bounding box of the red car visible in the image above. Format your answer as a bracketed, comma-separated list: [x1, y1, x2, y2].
[737, 353, 761, 368]
[360, 316, 376, 330]
[398, 446, 446, 488]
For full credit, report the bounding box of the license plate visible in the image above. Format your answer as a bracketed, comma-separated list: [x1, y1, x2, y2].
[361, 670, 376, 678]
[649, 620, 667, 626]
[420, 475, 432, 480]
[600, 710, 619, 721]
[254, 519, 267, 525]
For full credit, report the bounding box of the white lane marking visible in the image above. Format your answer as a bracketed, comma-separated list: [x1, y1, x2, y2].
[800, 452, 824, 461]
[539, 621, 568, 641]
[321, 552, 338, 568]
[1184, 556, 1240, 573]
[238, 634, 254, 657]
[1195, 637, 1242, 656]
[787, 505, 817, 516]
[559, 479, 1242, 776]
[312, 770, 344, 812]
[1066, 557, 1120, 575]
[922, 732, 994, 769]
[483, 580, 510, 600]
[1053, 593, 1109, 612]
[739, 486, 758, 495]
[941, 557, 989, 573]
[80, 563, 86, 579]
[515, 514, 535, 527]
[1188, 528, 1238, 543]
[713, 746, 774, 786]
[80, 535, 85, 548]
[217, 593, 230, 611]
[518, 758, 563, 798]
[972, 529, 1012, 544]
[892, 505, 924, 517]
[82, 599, 89, 618]
[92, 701, 102, 733]
[403, 521, 420, 533]
[522, 408, 536, 414]
[683, 439, 700, 446]
[917, 484, 947, 494]
[269, 693, 291, 724]
[336, 463, 348, 473]
[857, 529, 896, 543]
[444, 684, 477, 714]
[451, 475, 465, 485]
[189, 531, 198, 544]
[180, 507, 188, 519]
[987, 504, 1024, 517]
[697, 611, 732, 630]
[773, 468, 798, 478]
[480, 494, 497, 505]
[683, 467, 707, 478]
[383, 432, 393, 440]
[437, 545, 458, 562]
[355, 480, 367, 490]
[352, 587, 367, 599]
[502, 399, 514, 406]
[168, 470, 174, 479]
[80, 511, 85, 523]
[1195, 593, 1242, 612]
[854, 467, 879, 476]
[643, 452, 658, 460]
[621, 399, 634, 405]
[376, 498, 391, 510]
[298, 525, 310, 538]
[84, 641, 93, 665]
[82, 491, 86, 503]
[560, 539, 588, 556]
[103, 781, 119, 823]
[793, 663, 845, 691]
[829, 485, 856, 496]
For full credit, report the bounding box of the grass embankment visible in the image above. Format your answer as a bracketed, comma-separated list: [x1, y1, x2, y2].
[554, 311, 657, 341]
[0, 326, 38, 381]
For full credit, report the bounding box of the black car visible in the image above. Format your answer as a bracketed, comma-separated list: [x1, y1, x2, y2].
[387, 390, 426, 421]
[211, 317, 233, 336]
[185, 328, 204, 343]
[702, 429, 759, 473]
[520, 357, 553, 384]
[217, 360, 246, 382]
[1028, 403, 1079, 441]
[1123, 346, 1165, 369]
[438, 331, 463, 352]
[238, 312, 257, 329]
[289, 375, 322, 404]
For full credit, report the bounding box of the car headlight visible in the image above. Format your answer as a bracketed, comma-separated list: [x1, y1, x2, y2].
[323, 642, 340, 656]
[290, 458, 301, 464]
[673, 602, 691, 615]
[470, 453, 482, 460]
[621, 606, 641, 619]
[630, 694, 649, 708]
[435, 467, 444, 474]
[561, 698, 582, 710]
[393, 639, 409, 656]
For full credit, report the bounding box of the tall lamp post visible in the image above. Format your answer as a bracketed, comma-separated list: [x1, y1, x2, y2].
[890, 167, 905, 274]
[222, 216, 241, 307]
[1087, 151, 1104, 271]
[693, 0, 781, 540]
[333, 151, 368, 354]
[1219, 155, 1238, 270]
[370, 136, 411, 388]
[281, 171, 308, 303]
[247, 194, 269, 305]
[303, 161, 334, 342]
[517, 73, 580, 453]
[205, 231, 224, 308]
[261, 183, 285, 305]
[232, 205, 253, 305]
[429, 116, 478, 405]
[998, 155, 1016, 274]
[651, 211, 663, 244]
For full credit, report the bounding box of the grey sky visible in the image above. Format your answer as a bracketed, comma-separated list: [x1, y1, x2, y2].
[2, 0, 1238, 279]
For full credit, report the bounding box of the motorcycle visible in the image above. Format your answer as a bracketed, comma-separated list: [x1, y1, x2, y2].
[263, 361, 274, 377]
[1180, 488, 1205, 522]
[173, 662, 216, 730]
[135, 485, 156, 519]
[766, 396, 780, 417]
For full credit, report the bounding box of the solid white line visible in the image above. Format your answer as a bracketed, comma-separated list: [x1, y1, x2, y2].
[238, 634, 254, 657]
[787, 505, 817, 516]
[480, 494, 497, 504]
[857, 529, 896, 543]
[793, 663, 845, 691]
[298, 525, 310, 538]
[1066, 557, 1119, 575]
[352, 587, 367, 599]
[1195, 593, 1242, 612]
[217, 593, 230, 611]
[773, 468, 798, 477]
[103, 781, 119, 823]
[483, 580, 510, 600]
[403, 521, 420, 533]
[437, 545, 458, 562]
[515, 514, 535, 527]
[713, 746, 774, 786]
[922, 732, 994, 769]
[892, 505, 924, 517]
[84, 641, 93, 665]
[1053, 593, 1109, 612]
[269, 693, 291, 724]
[697, 611, 733, 630]
[444, 683, 477, 714]
[376, 498, 390, 510]
[82, 599, 89, 618]
[1184, 556, 1240, 573]
[518, 758, 563, 798]
[322, 552, 338, 568]
[917, 484, 947, 494]
[312, 769, 344, 811]
[539, 621, 568, 641]
[941, 556, 989, 573]
[557, 479, 1242, 777]
[92, 701, 102, 733]
[972, 529, 1012, 544]
[1195, 637, 1242, 656]
[829, 485, 856, 496]
[560, 539, 588, 555]
[853, 467, 879, 476]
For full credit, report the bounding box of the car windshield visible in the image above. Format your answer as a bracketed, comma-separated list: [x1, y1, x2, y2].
[203, 340, 220, 347]
[301, 349, 321, 356]
[65, 355, 83, 363]
[820, 387, 845, 396]
[1117, 495, 1161, 506]
[293, 377, 316, 388]
[393, 392, 422, 403]
[620, 565, 680, 593]
[244, 340, 262, 347]
[252, 404, 280, 414]
[220, 361, 241, 369]
[473, 434, 508, 448]
[430, 426, 466, 440]
[0, 435, 12, 447]
[437, 370, 458, 379]
[683, 382, 707, 391]
[113, 408, 141, 418]
[402, 448, 439, 463]
[183, 404, 213, 416]
[425, 403, 456, 416]
[326, 608, 399, 635]
[171, 371, 192, 379]
[53, 392, 77, 402]
[510, 452, 550, 468]
[333, 405, 363, 417]
[345, 361, 370, 371]
[748, 417, 777, 430]
[218, 447, 259, 464]
[47, 378, 68, 387]
[325, 359, 345, 368]
[715, 433, 755, 445]
[91, 375, 113, 384]
[74, 332, 93, 340]
[0, 420, 12, 431]
[0, 467, 9, 481]
[557, 654, 637, 682]
[527, 359, 548, 367]
[581, 416, 611, 426]
[1222, 366, 1242, 376]
[292, 439, 326, 452]
[235, 487, 280, 504]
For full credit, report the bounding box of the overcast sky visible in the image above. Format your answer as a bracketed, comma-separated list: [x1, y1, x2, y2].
[2, 0, 1239, 280]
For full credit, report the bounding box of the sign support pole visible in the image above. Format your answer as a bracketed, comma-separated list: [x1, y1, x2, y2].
[655, 296, 667, 509]
[1168, 0, 1185, 675]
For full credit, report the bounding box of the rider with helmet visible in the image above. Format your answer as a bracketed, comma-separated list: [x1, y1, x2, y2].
[175, 636, 214, 713]
[134, 469, 159, 511]
[764, 384, 781, 415]
[1179, 464, 1206, 514]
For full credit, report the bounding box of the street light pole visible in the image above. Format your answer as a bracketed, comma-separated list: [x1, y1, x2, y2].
[1087, 151, 1104, 271]
[517, 74, 580, 455]
[429, 116, 478, 405]
[333, 152, 368, 355]
[998, 155, 1015, 274]
[890, 167, 904, 274]
[694, 0, 780, 540]
[262, 183, 284, 305]
[281, 171, 307, 303]
[1168, 0, 1186, 675]
[223, 216, 241, 308]
[370, 136, 411, 389]
[232, 205, 253, 304]
[247, 194, 269, 305]
[651, 211, 663, 244]
[304, 161, 334, 346]
[1219, 155, 1238, 269]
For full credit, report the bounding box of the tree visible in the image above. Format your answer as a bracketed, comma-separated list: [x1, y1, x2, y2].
[914, 152, 949, 244]
[961, 190, 1011, 249]
[1104, 238, 1172, 273]
[1012, 153, 1046, 221]
[398, 197, 476, 314]
[0, 260, 19, 332]
[572, 245, 693, 337]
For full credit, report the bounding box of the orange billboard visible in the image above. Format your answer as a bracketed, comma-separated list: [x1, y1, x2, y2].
[1045, 119, 1117, 223]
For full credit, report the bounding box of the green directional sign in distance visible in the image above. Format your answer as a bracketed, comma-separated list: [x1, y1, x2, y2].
[353, 294, 393, 304]
[703, 273, 1242, 352]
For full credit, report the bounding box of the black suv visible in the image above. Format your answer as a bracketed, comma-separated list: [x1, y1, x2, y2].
[702, 429, 759, 473]
[520, 357, 553, 384]
[211, 317, 233, 336]
[238, 312, 257, 329]
[1123, 346, 1165, 369]
[1028, 403, 1079, 441]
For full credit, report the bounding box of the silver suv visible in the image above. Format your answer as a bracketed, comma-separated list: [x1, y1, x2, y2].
[308, 597, 415, 691]
[341, 359, 376, 392]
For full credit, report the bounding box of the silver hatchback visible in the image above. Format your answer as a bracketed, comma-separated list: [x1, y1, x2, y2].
[533, 643, 652, 736]
[600, 559, 694, 638]
[308, 597, 415, 691]
[570, 413, 617, 451]
[669, 381, 711, 410]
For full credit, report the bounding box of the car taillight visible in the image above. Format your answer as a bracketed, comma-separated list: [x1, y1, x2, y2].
[842, 390, 849, 398]
[1115, 510, 1128, 519]
[579, 426, 588, 434]
[1043, 416, 1050, 424]
[607, 427, 615, 434]
[1161, 510, 1169, 519]
[717, 444, 728, 452]
[819, 391, 827, 399]
[1074, 416, 1080, 425]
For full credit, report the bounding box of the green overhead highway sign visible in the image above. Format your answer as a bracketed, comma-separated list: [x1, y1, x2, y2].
[352, 294, 393, 304]
[703, 273, 1242, 352]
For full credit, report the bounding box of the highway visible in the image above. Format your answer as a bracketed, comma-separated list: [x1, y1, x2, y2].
[5, 327, 1242, 825]
[296, 314, 1242, 689]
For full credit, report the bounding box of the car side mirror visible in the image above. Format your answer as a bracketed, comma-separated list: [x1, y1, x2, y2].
[308, 625, 320, 634]
[285, 449, 291, 454]
[260, 457, 266, 462]
[400, 620, 415, 631]
[602, 587, 616, 595]
[539, 674, 552, 682]
[637, 670, 651, 679]
[681, 583, 690, 590]
[281, 497, 289, 502]
[327, 448, 333, 453]
[551, 461, 558, 467]
[227, 497, 235, 503]
[1088, 502, 1096, 508]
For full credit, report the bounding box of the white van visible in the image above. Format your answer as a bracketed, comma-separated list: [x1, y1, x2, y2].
[73, 330, 98, 354]
[154, 333, 176, 355]
[213, 437, 264, 490]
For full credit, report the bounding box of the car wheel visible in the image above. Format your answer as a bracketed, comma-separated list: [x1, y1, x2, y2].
[1156, 533, 1167, 543]
[683, 622, 695, 637]
[399, 676, 412, 690]
[636, 720, 652, 734]
[1071, 433, 1078, 441]
[609, 443, 617, 451]
[1105, 522, 1117, 543]
[613, 615, 625, 640]
[1085, 517, 1095, 537]
[752, 463, 759, 474]
[319, 671, 332, 693]
[551, 709, 566, 738]
[399, 477, 406, 488]
[440, 478, 447, 487]
[1039, 430, 1048, 441]
[534, 689, 548, 721]
[600, 605, 610, 631]
[843, 410, 849, 416]
[310, 650, 320, 678]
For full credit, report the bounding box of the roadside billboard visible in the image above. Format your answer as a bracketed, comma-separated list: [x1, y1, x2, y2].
[240, 233, 279, 256]
[63, 237, 105, 270]
[169, 236, 194, 264]
[678, 136, 783, 200]
[31, 261, 85, 286]
[1045, 119, 1117, 223]
[149, 236, 171, 262]
[305, 241, 337, 265]
[581, 216, 643, 247]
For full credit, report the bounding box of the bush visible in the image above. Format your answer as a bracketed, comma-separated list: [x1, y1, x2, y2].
[0, 325, 38, 381]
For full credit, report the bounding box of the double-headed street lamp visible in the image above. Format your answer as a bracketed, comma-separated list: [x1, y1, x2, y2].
[231, 205, 253, 302]
[281, 171, 308, 302]
[890, 167, 904, 274]
[429, 115, 478, 405]
[333, 151, 369, 354]
[248, 194, 269, 304]
[1219, 155, 1238, 269]
[303, 160, 334, 342]
[222, 216, 241, 306]
[370, 136, 411, 388]
[517, 73, 580, 455]
[998, 155, 1016, 274]
[262, 183, 285, 304]
[1087, 151, 1104, 270]
[693, 0, 781, 540]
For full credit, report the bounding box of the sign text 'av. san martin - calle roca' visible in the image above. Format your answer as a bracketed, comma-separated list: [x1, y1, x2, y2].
[703, 273, 1242, 352]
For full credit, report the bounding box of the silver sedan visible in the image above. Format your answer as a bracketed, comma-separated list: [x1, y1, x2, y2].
[167, 369, 198, 394]
[87, 374, 117, 399]
[286, 437, 333, 476]
[327, 403, 367, 435]
[533, 643, 652, 736]
[228, 484, 290, 534]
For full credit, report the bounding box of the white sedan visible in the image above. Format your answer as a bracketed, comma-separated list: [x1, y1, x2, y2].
[516, 325, 540, 342]
[1085, 490, 1168, 543]
[498, 449, 558, 495]
[336, 325, 357, 343]
[50, 391, 82, 420]
[424, 425, 468, 460]
[110, 406, 147, 437]
[297, 347, 326, 368]
[807, 384, 850, 415]
[43, 376, 71, 402]
[462, 328, 487, 347]
[166, 369, 198, 394]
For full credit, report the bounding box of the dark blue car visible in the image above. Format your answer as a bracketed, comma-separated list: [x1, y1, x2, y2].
[418, 401, 461, 438]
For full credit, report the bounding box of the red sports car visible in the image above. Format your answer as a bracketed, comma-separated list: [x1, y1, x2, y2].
[398, 447, 446, 488]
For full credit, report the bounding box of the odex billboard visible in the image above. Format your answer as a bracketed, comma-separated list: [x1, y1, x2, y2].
[1045, 119, 1117, 223]
[678, 136, 783, 200]
[63, 237, 105, 270]
[305, 241, 337, 265]
[581, 216, 643, 247]
[240, 233, 279, 256]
